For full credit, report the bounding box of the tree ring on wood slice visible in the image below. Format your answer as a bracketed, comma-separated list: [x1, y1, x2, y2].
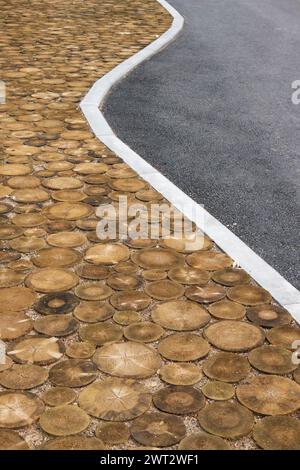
[228, 285, 272, 306]
[84, 243, 130, 265]
[76, 264, 110, 280]
[237, 375, 300, 415]
[152, 300, 210, 331]
[46, 220, 75, 233]
[212, 268, 251, 286]
[12, 213, 47, 227]
[185, 285, 226, 304]
[0, 364, 48, 390]
[42, 176, 83, 190]
[79, 322, 123, 346]
[74, 282, 112, 301]
[7, 175, 40, 189]
[96, 422, 129, 445]
[247, 305, 291, 328]
[107, 273, 143, 291]
[204, 320, 265, 352]
[12, 188, 49, 203]
[0, 311, 32, 340]
[168, 266, 210, 286]
[203, 352, 250, 382]
[9, 236, 47, 253]
[45, 202, 93, 220]
[39, 436, 106, 450]
[0, 430, 29, 450]
[130, 412, 186, 447]
[248, 345, 297, 374]
[39, 405, 90, 436]
[197, 401, 254, 438]
[158, 333, 210, 361]
[8, 336, 64, 365]
[25, 268, 79, 293]
[109, 178, 146, 192]
[142, 270, 167, 281]
[49, 359, 98, 387]
[159, 363, 202, 386]
[110, 291, 151, 311]
[179, 432, 230, 450]
[113, 310, 142, 326]
[153, 385, 205, 414]
[0, 267, 25, 287]
[124, 322, 164, 343]
[131, 248, 183, 270]
[187, 252, 232, 271]
[42, 387, 77, 407]
[66, 341, 96, 359]
[34, 292, 79, 315]
[0, 391, 44, 428]
[78, 378, 151, 421]
[202, 381, 235, 400]
[208, 299, 246, 320]
[125, 238, 157, 249]
[0, 164, 32, 176]
[294, 368, 300, 384]
[266, 325, 300, 349]
[47, 231, 86, 248]
[0, 286, 36, 312]
[32, 247, 81, 268]
[253, 416, 300, 450]
[34, 314, 79, 337]
[93, 341, 161, 378]
[0, 224, 23, 240]
[74, 301, 114, 323]
[145, 280, 184, 301]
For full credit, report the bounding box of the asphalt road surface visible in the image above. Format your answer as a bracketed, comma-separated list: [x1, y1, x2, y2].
[104, 0, 300, 290]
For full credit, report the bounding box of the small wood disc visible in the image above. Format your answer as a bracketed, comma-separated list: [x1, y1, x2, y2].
[66, 341, 96, 359]
[42, 176, 83, 190]
[203, 352, 250, 382]
[161, 234, 213, 253]
[79, 322, 123, 346]
[0, 311, 32, 340]
[93, 341, 161, 378]
[113, 310, 142, 325]
[124, 322, 164, 343]
[9, 236, 47, 253]
[152, 300, 210, 331]
[107, 273, 142, 291]
[228, 285, 272, 306]
[40, 436, 105, 450]
[204, 320, 265, 352]
[202, 381, 235, 400]
[143, 270, 167, 281]
[49, 359, 98, 387]
[42, 387, 77, 407]
[159, 363, 202, 386]
[208, 299, 246, 320]
[185, 285, 226, 303]
[132, 248, 183, 270]
[34, 313, 79, 337]
[46, 202, 93, 220]
[0, 286, 36, 312]
[179, 432, 230, 450]
[197, 402, 254, 438]
[0, 364, 48, 390]
[145, 280, 184, 301]
[237, 375, 300, 415]
[212, 268, 251, 286]
[34, 292, 79, 315]
[85, 243, 129, 265]
[153, 386, 205, 414]
[47, 231, 87, 248]
[96, 422, 129, 445]
[74, 282, 112, 301]
[248, 345, 297, 374]
[246, 305, 292, 328]
[78, 378, 151, 421]
[76, 264, 110, 280]
[32, 247, 81, 268]
[39, 405, 90, 436]
[130, 412, 186, 447]
[168, 266, 210, 285]
[0, 430, 29, 450]
[158, 333, 210, 361]
[74, 301, 114, 323]
[25, 268, 79, 292]
[8, 336, 64, 365]
[0, 391, 44, 428]
[187, 252, 232, 271]
[110, 291, 151, 311]
[253, 416, 300, 450]
[266, 325, 300, 349]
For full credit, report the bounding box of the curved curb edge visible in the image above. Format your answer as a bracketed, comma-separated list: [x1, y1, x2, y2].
[80, 0, 300, 321]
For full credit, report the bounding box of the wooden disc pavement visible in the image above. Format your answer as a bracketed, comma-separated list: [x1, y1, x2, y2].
[40, 436, 106, 450]
[266, 325, 300, 349]
[113, 310, 142, 326]
[247, 305, 292, 328]
[0, 430, 29, 450]
[179, 432, 230, 450]
[0, 391, 44, 428]
[49, 359, 98, 388]
[34, 292, 79, 315]
[248, 345, 297, 374]
[34, 314, 79, 337]
[130, 412, 186, 447]
[202, 381, 235, 401]
[152, 300, 210, 331]
[158, 333, 210, 361]
[145, 280, 184, 301]
[85, 243, 129, 265]
[79, 322, 123, 346]
[124, 322, 164, 343]
[208, 299, 246, 320]
[0, 286, 36, 312]
[0, 311, 32, 340]
[212, 268, 251, 286]
[0, 364, 48, 390]
[153, 386, 205, 415]
[159, 363, 202, 386]
[96, 422, 129, 445]
[187, 252, 232, 271]
[39, 405, 90, 436]
[25, 268, 79, 292]
[74, 301, 114, 323]
[253, 416, 300, 450]
[131, 248, 183, 270]
[110, 291, 151, 311]
[8, 336, 64, 365]
[203, 352, 250, 382]
[185, 285, 226, 304]
[168, 266, 210, 285]
[228, 285, 272, 306]
[42, 387, 77, 407]
[32, 247, 81, 268]
[74, 282, 112, 301]
[204, 320, 265, 352]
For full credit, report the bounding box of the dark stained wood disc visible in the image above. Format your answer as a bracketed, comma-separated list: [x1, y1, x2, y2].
[246, 305, 292, 328]
[153, 385, 205, 414]
[266, 325, 300, 349]
[0, 364, 48, 390]
[187, 252, 232, 271]
[49, 359, 98, 387]
[96, 422, 129, 445]
[248, 345, 297, 374]
[0, 430, 29, 450]
[185, 285, 226, 304]
[212, 268, 251, 286]
[0, 286, 36, 312]
[107, 273, 142, 291]
[159, 362, 202, 386]
[228, 285, 272, 306]
[66, 341, 96, 359]
[8, 336, 64, 365]
[152, 300, 210, 331]
[47, 231, 87, 248]
[130, 412, 186, 447]
[179, 432, 230, 450]
[208, 299, 246, 320]
[0, 311, 32, 340]
[0, 391, 44, 428]
[76, 264, 110, 280]
[74, 301, 114, 323]
[32, 247, 81, 268]
[110, 291, 151, 311]
[25, 267, 79, 292]
[204, 320, 265, 352]
[113, 310, 142, 325]
[203, 352, 250, 382]
[40, 436, 106, 450]
[132, 248, 183, 270]
[42, 387, 77, 407]
[34, 292, 79, 315]
[34, 313, 79, 337]
[39, 405, 90, 436]
[168, 266, 210, 285]
[79, 322, 123, 346]
[74, 282, 112, 301]
[85, 243, 130, 265]
[202, 381, 235, 400]
[253, 416, 300, 450]
[124, 322, 164, 343]
[158, 333, 210, 361]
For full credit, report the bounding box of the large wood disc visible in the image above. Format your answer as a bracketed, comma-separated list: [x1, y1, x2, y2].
[66, 341, 96, 359]
[76, 264, 110, 280]
[204, 320, 265, 351]
[0, 391, 44, 428]
[78, 378, 151, 421]
[132, 248, 183, 270]
[145, 280, 184, 301]
[8, 336, 64, 365]
[79, 322, 123, 346]
[253, 416, 300, 450]
[49, 359, 98, 387]
[46, 202, 93, 220]
[0, 286, 36, 312]
[247, 305, 292, 328]
[39, 405, 90, 436]
[42, 176, 83, 190]
[85, 243, 130, 265]
[159, 362, 202, 386]
[152, 300, 210, 331]
[107, 273, 142, 291]
[203, 352, 250, 382]
[93, 341, 161, 378]
[12, 213, 47, 227]
[124, 322, 164, 343]
[187, 252, 232, 271]
[51, 189, 86, 202]
[185, 285, 226, 303]
[110, 291, 151, 311]
[228, 285, 272, 306]
[248, 345, 297, 374]
[9, 236, 47, 253]
[42, 387, 77, 407]
[0, 164, 32, 176]
[208, 299, 246, 320]
[201, 381, 235, 400]
[74, 301, 114, 323]
[153, 386, 205, 414]
[212, 268, 251, 286]
[130, 412, 186, 447]
[74, 282, 112, 301]
[158, 333, 210, 361]
[0, 364, 48, 390]
[113, 310, 142, 325]
[96, 422, 129, 445]
[197, 402, 254, 438]
[39, 436, 106, 450]
[47, 231, 87, 248]
[236, 375, 300, 415]
[35, 292, 79, 315]
[32, 247, 81, 268]
[0, 311, 32, 340]
[34, 313, 79, 337]
[160, 234, 213, 253]
[0, 430, 29, 450]
[266, 325, 300, 349]
[168, 266, 210, 285]
[12, 188, 49, 203]
[179, 432, 230, 450]
[25, 268, 79, 292]
[7, 175, 40, 189]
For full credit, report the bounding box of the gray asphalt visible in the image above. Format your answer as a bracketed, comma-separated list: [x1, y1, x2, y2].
[104, 0, 300, 290]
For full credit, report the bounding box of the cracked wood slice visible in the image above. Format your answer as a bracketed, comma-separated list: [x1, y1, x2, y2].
[66, 341, 95, 359]
[168, 266, 210, 286]
[203, 352, 250, 382]
[47, 231, 87, 248]
[8, 336, 64, 365]
[0, 430, 29, 450]
[0, 311, 32, 340]
[130, 412, 186, 447]
[78, 378, 151, 421]
[113, 310, 142, 326]
[204, 320, 265, 352]
[228, 285, 272, 306]
[151, 300, 210, 331]
[236, 375, 300, 415]
[198, 401, 254, 438]
[25, 268, 79, 292]
[34, 313, 79, 337]
[0, 364, 48, 390]
[132, 248, 183, 270]
[96, 422, 129, 445]
[74, 301, 114, 323]
[202, 381, 235, 400]
[34, 292, 79, 315]
[160, 233, 213, 253]
[79, 322, 123, 346]
[247, 305, 292, 328]
[46, 202, 93, 220]
[158, 333, 210, 361]
[49, 359, 98, 388]
[248, 345, 297, 374]
[159, 362, 202, 386]
[153, 386, 205, 415]
[85, 243, 130, 265]
[74, 282, 112, 301]
[253, 416, 300, 450]
[145, 280, 184, 301]
[42, 176, 83, 190]
[39, 405, 90, 436]
[143, 269, 167, 281]
[187, 252, 232, 271]
[32, 247, 81, 268]
[266, 325, 300, 349]
[9, 236, 47, 253]
[110, 291, 151, 311]
[124, 322, 164, 343]
[107, 273, 143, 291]
[76, 264, 110, 280]
[212, 268, 251, 286]
[0, 286, 36, 312]
[185, 285, 226, 304]
[40, 436, 106, 450]
[42, 387, 77, 407]
[179, 432, 230, 450]
[0, 224, 23, 240]
[93, 341, 161, 378]
[208, 299, 246, 320]
[0, 391, 44, 428]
